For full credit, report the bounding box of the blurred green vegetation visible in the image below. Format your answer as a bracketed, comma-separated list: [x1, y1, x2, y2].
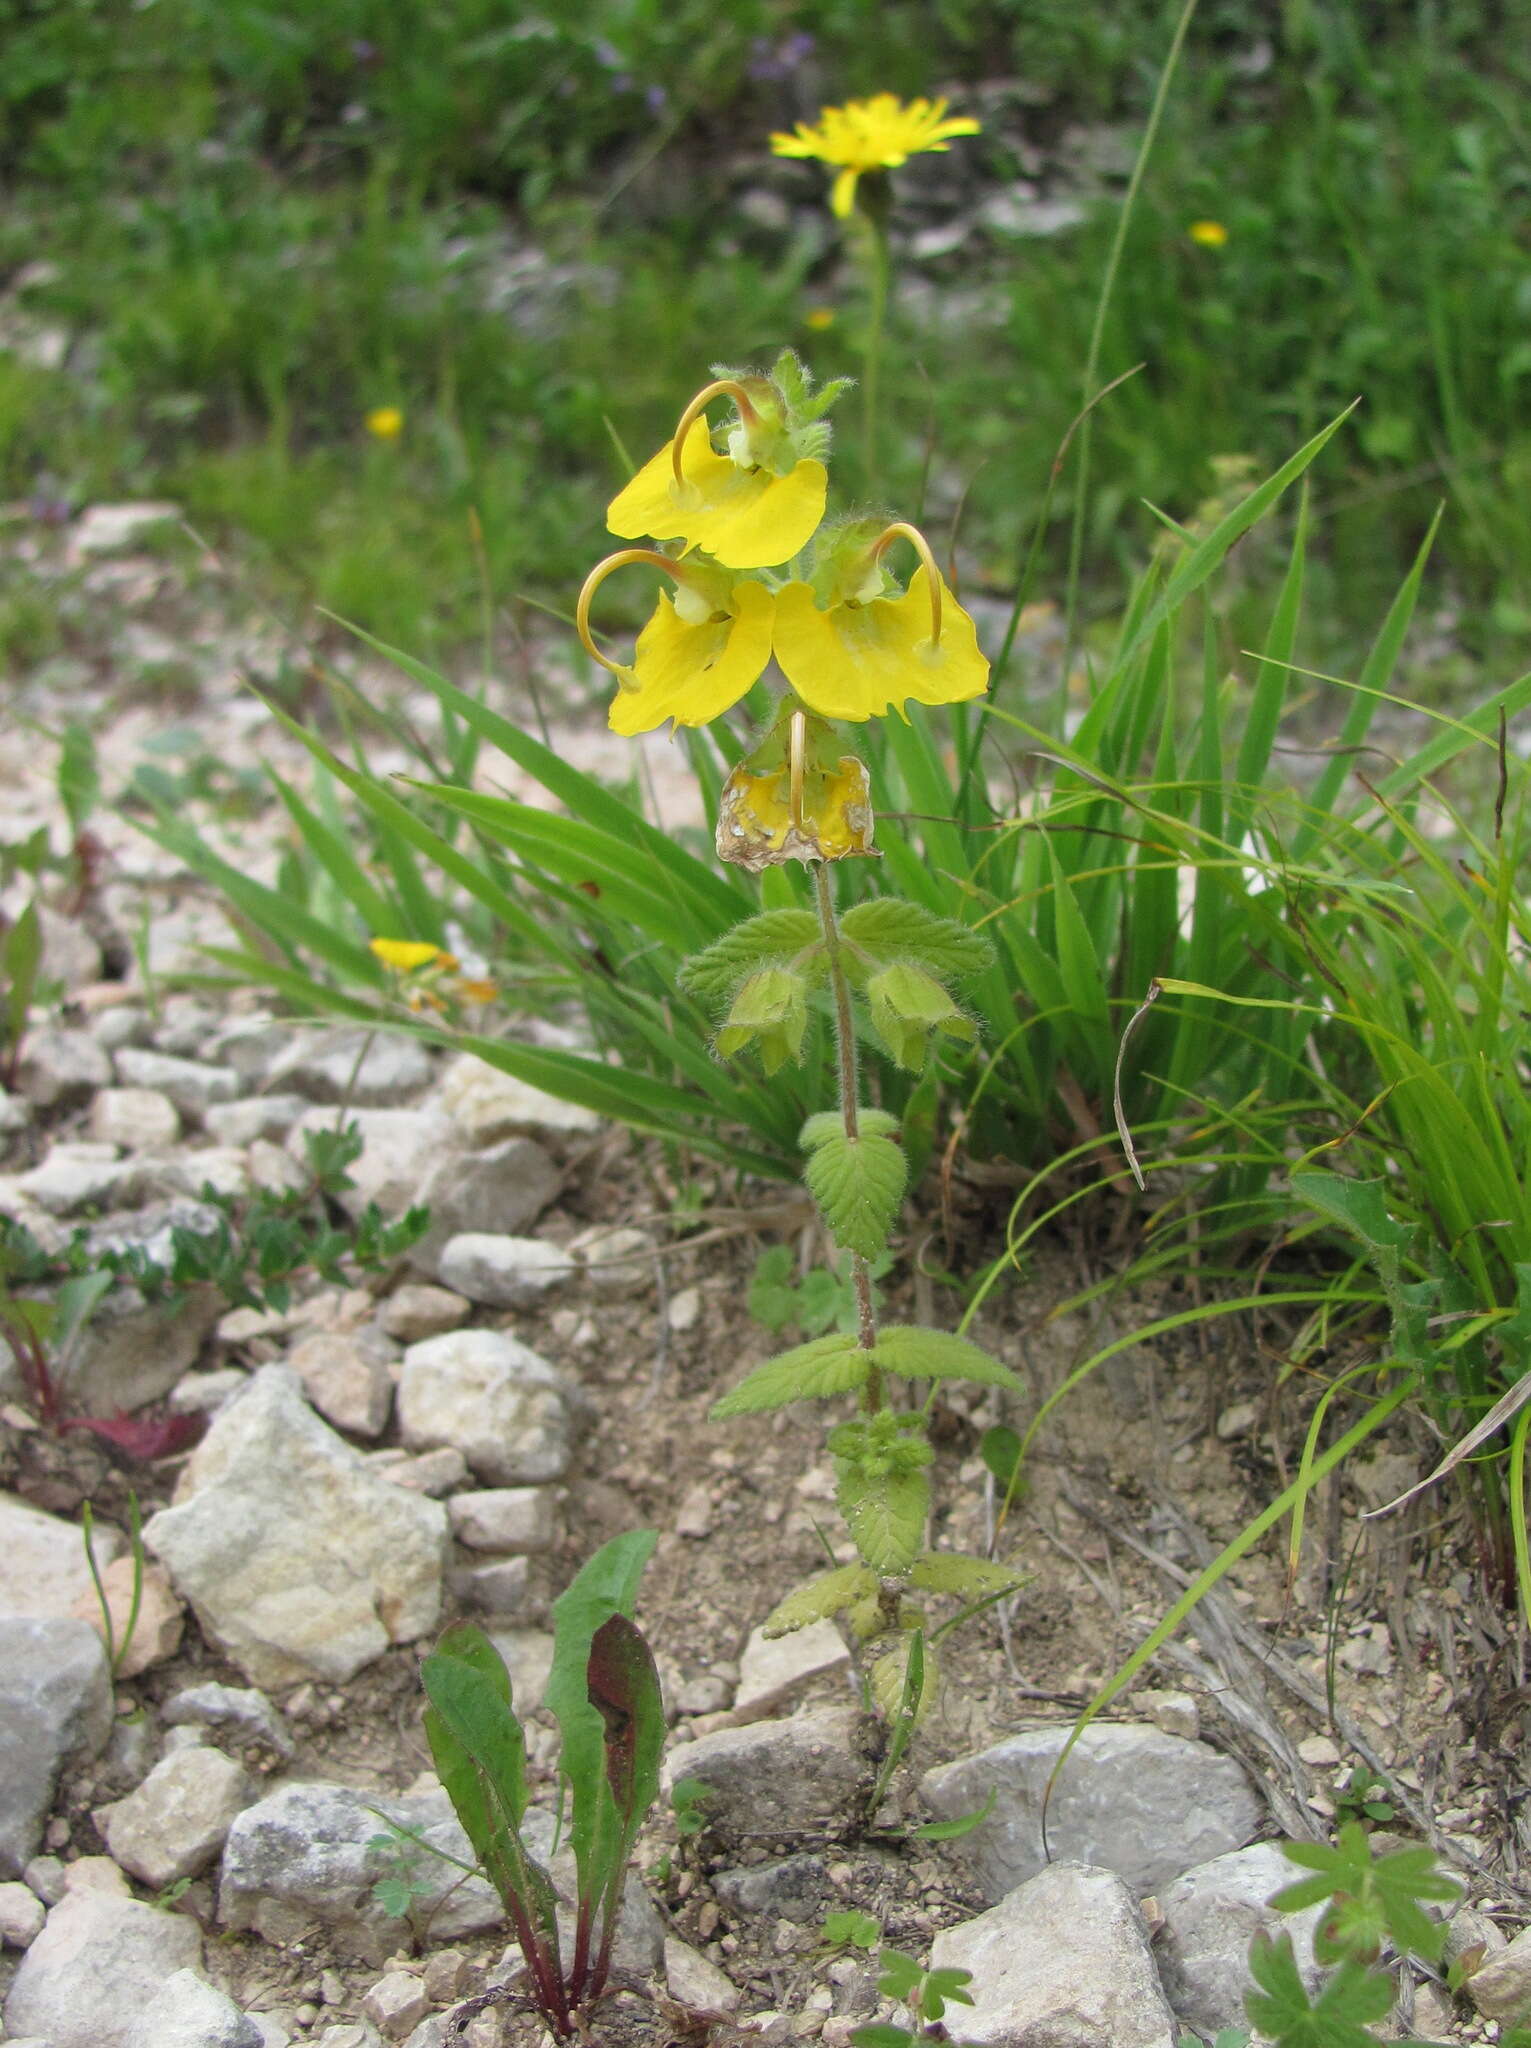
[4, 0, 1530, 666]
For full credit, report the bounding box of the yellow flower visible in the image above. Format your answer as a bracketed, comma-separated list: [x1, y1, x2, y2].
[715, 710, 876, 871]
[577, 548, 777, 735]
[370, 937, 455, 972]
[1188, 219, 1228, 248]
[805, 306, 836, 331]
[607, 384, 826, 571]
[365, 406, 404, 440]
[772, 523, 989, 721]
[770, 94, 980, 219]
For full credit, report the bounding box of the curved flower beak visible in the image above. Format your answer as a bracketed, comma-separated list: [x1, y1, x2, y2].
[772, 563, 989, 721]
[606, 415, 827, 571]
[580, 567, 775, 736]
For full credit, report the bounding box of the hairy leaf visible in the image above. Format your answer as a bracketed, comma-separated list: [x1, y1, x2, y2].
[1244, 1933, 1393, 2048]
[804, 1130, 908, 1261]
[678, 910, 821, 1003]
[839, 900, 994, 982]
[801, 1108, 900, 1149]
[910, 1554, 1027, 1600]
[1289, 1171, 1414, 1254]
[762, 1563, 876, 1637]
[870, 1326, 1023, 1390]
[836, 1460, 929, 1574]
[711, 1332, 870, 1416]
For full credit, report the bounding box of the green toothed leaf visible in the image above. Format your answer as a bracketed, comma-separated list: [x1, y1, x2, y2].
[711, 1332, 869, 1416]
[804, 1130, 908, 1261]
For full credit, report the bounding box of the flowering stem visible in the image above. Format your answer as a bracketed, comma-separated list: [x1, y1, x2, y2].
[853, 208, 891, 498]
[812, 862, 882, 1403]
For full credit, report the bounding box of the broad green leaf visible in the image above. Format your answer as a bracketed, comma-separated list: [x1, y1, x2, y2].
[1289, 1171, 1414, 1254]
[836, 1462, 929, 1573]
[762, 1564, 875, 1637]
[839, 900, 994, 981]
[910, 1554, 1026, 1599]
[57, 721, 99, 839]
[711, 1333, 870, 1416]
[870, 1326, 1023, 1391]
[804, 1131, 908, 1261]
[543, 1533, 658, 1988]
[679, 911, 822, 1003]
[979, 1425, 1023, 1490]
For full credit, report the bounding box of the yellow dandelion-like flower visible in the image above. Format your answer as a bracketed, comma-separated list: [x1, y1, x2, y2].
[365, 406, 405, 441]
[370, 937, 454, 972]
[770, 94, 980, 219]
[1188, 220, 1228, 249]
[805, 306, 837, 331]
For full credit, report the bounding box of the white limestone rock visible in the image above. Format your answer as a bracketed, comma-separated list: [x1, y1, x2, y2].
[436, 1232, 567, 1308]
[0, 1617, 113, 1877]
[397, 1329, 577, 1484]
[70, 1555, 184, 1676]
[447, 1487, 560, 1553]
[437, 1054, 601, 1143]
[123, 1968, 264, 2048]
[1156, 1842, 1327, 2037]
[732, 1618, 851, 1724]
[144, 1367, 447, 1687]
[929, 1861, 1177, 2048]
[0, 1492, 122, 1624]
[101, 1746, 251, 1889]
[2, 1885, 202, 2048]
[659, 1707, 869, 1837]
[89, 1086, 181, 1151]
[114, 1046, 240, 1121]
[287, 1329, 396, 1439]
[921, 1722, 1263, 1902]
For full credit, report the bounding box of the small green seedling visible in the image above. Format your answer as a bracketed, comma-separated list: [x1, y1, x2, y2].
[421, 1530, 663, 2039]
[821, 1909, 882, 1953]
[366, 1828, 443, 1923]
[853, 1950, 975, 2048]
[1332, 1762, 1395, 1830]
[670, 1776, 712, 1840]
[81, 1492, 144, 1678]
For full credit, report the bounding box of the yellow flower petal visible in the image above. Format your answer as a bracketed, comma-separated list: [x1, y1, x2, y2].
[606, 418, 827, 570]
[830, 165, 860, 218]
[608, 579, 776, 735]
[772, 568, 989, 720]
[769, 95, 981, 185]
[1188, 219, 1228, 248]
[717, 753, 876, 871]
[365, 406, 404, 441]
[370, 937, 448, 971]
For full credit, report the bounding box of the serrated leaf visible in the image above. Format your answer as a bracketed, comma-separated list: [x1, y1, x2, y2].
[870, 1326, 1023, 1390]
[840, 900, 994, 981]
[1289, 1170, 1414, 1253]
[801, 1108, 900, 1149]
[837, 1460, 929, 1573]
[910, 1554, 1026, 1599]
[762, 1563, 876, 1637]
[804, 1130, 908, 1261]
[677, 910, 821, 1003]
[1244, 1933, 1393, 2048]
[711, 1332, 870, 1416]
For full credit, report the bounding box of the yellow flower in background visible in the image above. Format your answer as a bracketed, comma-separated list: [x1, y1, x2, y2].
[1188, 220, 1229, 248]
[607, 414, 826, 571]
[365, 406, 405, 440]
[370, 938, 456, 972]
[805, 307, 837, 331]
[772, 524, 989, 721]
[577, 547, 777, 735]
[770, 94, 980, 219]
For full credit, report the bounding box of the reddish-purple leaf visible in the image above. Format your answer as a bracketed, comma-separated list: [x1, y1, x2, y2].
[61, 1411, 203, 1459]
[586, 1613, 665, 1834]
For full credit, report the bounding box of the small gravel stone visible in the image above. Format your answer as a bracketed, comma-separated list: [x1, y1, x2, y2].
[123, 1966, 264, 2048]
[378, 1285, 469, 1343]
[288, 1329, 396, 1439]
[665, 1934, 740, 2011]
[733, 1619, 851, 1724]
[204, 1095, 312, 1146]
[667, 1285, 702, 1333]
[362, 1971, 429, 2040]
[1296, 1734, 1341, 1766]
[100, 1745, 251, 1888]
[114, 1046, 240, 1120]
[409, 1139, 561, 1275]
[437, 1054, 602, 1142]
[170, 1368, 249, 1415]
[420, 1949, 470, 2005]
[0, 1616, 113, 1877]
[1132, 1688, 1200, 1740]
[660, 1708, 869, 1837]
[15, 1025, 112, 1107]
[14, 1143, 132, 1215]
[448, 1556, 531, 1615]
[0, 1492, 123, 1624]
[164, 1681, 295, 1759]
[89, 1086, 181, 1150]
[1465, 1923, 1531, 2018]
[0, 1879, 46, 1947]
[569, 1223, 655, 1295]
[436, 1231, 567, 1307]
[714, 1854, 826, 1922]
[447, 1488, 559, 1553]
[269, 1027, 435, 1106]
[397, 1330, 577, 1484]
[22, 1855, 66, 1904]
[368, 1446, 469, 1496]
[289, 1105, 454, 1218]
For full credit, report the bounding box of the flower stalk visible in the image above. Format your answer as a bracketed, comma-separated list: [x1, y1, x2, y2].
[813, 857, 882, 1389]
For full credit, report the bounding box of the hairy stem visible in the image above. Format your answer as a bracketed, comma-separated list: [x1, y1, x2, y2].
[812, 864, 882, 1396]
